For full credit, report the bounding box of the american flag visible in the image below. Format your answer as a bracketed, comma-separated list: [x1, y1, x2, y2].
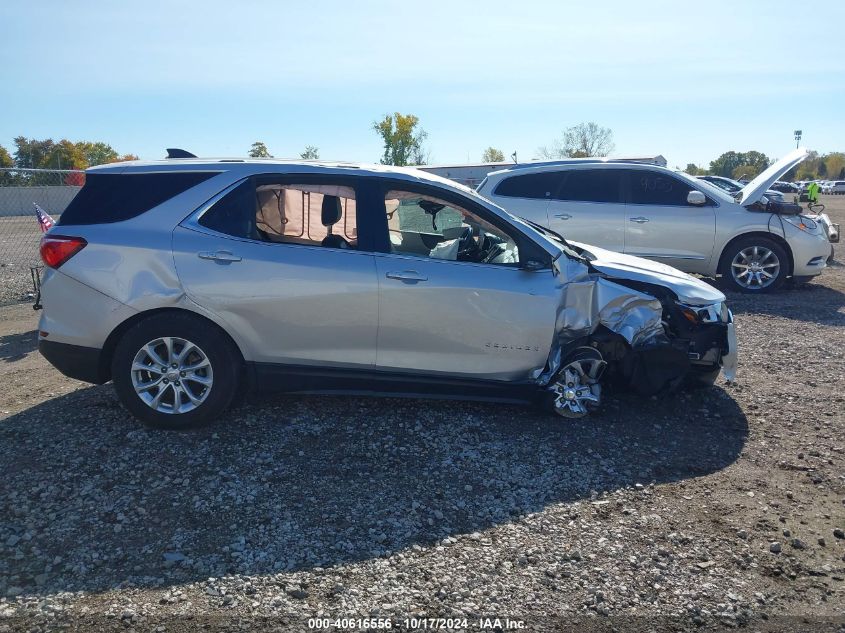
[34, 203, 55, 232]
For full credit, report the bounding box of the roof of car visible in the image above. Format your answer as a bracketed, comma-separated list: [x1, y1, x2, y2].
[86, 157, 481, 195]
[480, 158, 673, 184]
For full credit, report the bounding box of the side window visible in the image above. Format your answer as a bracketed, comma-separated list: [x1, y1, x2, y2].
[59, 171, 217, 225]
[385, 190, 519, 265]
[255, 183, 357, 248]
[493, 172, 561, 199]
[198, 180, 255, 238]
[198, 179, 359, 249]
[555, 169, 621, 203]
[629, 171, 694, 206]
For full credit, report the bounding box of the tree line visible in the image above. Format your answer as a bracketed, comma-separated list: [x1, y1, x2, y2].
[686, 150, 845, 181]
[6, 123, 842, 182]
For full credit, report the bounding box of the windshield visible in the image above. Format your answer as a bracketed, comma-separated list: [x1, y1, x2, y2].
[684, 175, 735, 203]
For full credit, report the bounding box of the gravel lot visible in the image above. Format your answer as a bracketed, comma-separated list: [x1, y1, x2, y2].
[0, 197, 843, 631]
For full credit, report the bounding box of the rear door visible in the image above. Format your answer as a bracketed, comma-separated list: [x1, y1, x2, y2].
[545, 168, 625, 252]
[172, 176, 380, 367]
[622, 169, 716, 273]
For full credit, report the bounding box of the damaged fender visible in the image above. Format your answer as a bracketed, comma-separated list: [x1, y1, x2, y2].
[537, 255, 666, 386]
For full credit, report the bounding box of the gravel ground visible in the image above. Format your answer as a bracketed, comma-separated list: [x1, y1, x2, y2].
[0, 197, 843, 632]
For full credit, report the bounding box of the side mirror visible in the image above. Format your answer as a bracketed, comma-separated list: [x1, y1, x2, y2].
[687, 190, 706, 206]
[521, 258, 546, 271]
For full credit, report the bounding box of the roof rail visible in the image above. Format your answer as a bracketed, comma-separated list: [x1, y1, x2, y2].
[504, 156, 667, 171]
[166, 148, 197, 159]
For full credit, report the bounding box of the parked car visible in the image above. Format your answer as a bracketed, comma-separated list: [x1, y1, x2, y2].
[770, 181, 799, 193]
[477, 149, 831, 293]
[829, 180, 845, 195]
[696, 175, 785, 203]
[37, 155, 736, 429]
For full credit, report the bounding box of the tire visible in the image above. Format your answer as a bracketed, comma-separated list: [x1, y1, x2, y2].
[111, 313, 241, 429]
[719, 236, 789, 293]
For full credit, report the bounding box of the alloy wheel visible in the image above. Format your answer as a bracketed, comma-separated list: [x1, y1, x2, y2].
[730, 245, 780, 290]
[130, 337, 214, 414]
[551, 347, 606, 418]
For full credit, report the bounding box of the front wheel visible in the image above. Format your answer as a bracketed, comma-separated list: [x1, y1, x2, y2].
[719, 236, 789, 293]
[111, 313, 241, 429]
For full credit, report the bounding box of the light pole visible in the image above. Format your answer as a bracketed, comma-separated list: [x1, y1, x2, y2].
[794, 130, 802, 148]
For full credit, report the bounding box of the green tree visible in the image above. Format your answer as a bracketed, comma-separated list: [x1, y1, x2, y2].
[13, 136, 56, 169]
[0, 144, 12, 168]
[373, 112, 428, 166]
[685, 163, 706, 175]
[709, 151, 769, 178]
[817, 160, 827, 177]
[0, 144, 14, 185]
[76, 141, 119, 166]
[823, 152, 845, 180]
[248, 141, 272, 158]
[539, 122, 614, 159]
[44, 139, 88, 170]
[709, 151, 744, 177]
[481, 147, 505, 162]
[300, 146, 320, 160]
[731, 164, 764, 180]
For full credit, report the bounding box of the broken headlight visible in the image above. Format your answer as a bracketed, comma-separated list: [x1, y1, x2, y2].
[678, 301, 729, 325]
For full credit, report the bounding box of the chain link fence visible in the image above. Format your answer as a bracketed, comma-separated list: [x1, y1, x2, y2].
[0, 168, 84, 306]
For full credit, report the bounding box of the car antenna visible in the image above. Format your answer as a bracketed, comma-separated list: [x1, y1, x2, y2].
[166, 148, 197, 159]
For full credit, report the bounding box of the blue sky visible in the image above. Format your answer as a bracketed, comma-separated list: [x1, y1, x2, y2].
[1, 0, 843, 169]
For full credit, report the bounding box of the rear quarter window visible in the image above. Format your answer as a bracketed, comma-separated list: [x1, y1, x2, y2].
[57, 172, 218, 225]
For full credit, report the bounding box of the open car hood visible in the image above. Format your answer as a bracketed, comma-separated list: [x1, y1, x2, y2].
[737, 148, 808, 206]
[567, 241, 725, 305]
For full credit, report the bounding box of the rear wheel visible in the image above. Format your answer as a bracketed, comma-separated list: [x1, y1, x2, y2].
[112, 313, 241, 429]
[719, 236, 788, 293]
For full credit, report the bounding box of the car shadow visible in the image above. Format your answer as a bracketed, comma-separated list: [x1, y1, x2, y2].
[0, 329, 37, 362]
[0, 383, 748, 599]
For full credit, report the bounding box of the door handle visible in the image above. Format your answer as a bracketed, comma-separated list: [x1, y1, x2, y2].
[386, 270, 428, 282]
[198, 250, 242, 262]
[553, 213, 572, 220]
[629, 216, 650, 224]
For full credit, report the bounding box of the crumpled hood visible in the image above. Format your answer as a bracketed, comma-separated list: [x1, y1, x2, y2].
[567, 241, 725, 305]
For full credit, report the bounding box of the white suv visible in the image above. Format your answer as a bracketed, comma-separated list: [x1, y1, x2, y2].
[478, 150, 833, 292]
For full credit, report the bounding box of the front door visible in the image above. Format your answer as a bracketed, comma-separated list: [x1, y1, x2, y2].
[623, 169, 716, 273]
[172, 177, 379, 368]
[373, 186, 559, 381]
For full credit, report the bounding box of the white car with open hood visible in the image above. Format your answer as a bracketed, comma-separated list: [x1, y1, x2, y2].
[478, 149, 833, 292]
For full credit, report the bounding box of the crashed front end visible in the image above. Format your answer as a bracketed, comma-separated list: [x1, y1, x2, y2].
[537, 249, 737, 418]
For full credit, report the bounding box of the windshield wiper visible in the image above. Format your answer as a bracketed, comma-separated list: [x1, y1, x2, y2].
[518, 217, 586, 262]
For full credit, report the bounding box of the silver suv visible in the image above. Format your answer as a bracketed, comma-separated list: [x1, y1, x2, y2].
[477, 149, 834, 292]
[38, 156, 736, 429]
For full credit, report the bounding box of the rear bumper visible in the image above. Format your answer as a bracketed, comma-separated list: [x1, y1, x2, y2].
[39, 339, 107, 384]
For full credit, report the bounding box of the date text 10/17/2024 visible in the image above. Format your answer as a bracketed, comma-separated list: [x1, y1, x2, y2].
[308, 617, 527, 630]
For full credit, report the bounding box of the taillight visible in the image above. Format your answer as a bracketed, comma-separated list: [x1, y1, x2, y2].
[40, 235, 87, 268]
